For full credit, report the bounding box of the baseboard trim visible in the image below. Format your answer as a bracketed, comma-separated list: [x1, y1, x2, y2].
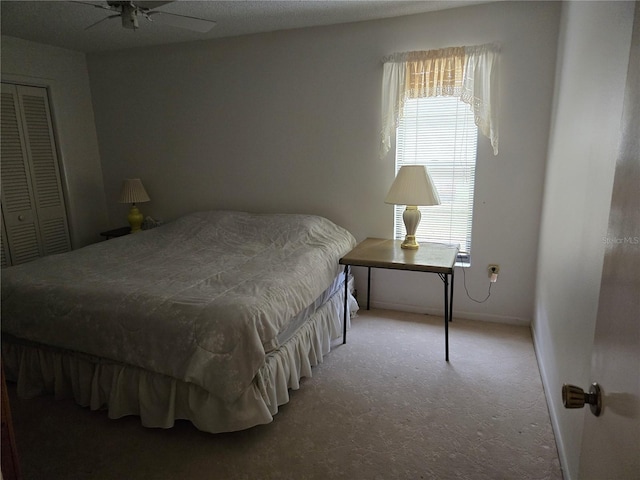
[368, 300, 530, 326]
[530, 324, 572, 480]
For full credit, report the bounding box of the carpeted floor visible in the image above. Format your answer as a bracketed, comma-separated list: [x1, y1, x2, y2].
[6, 309, 563, 480]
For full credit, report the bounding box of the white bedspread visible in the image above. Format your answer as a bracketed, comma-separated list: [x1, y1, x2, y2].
[1, 210, 356, 404]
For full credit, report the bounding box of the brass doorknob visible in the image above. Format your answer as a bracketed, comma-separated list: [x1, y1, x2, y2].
[562, 383, 602, 416]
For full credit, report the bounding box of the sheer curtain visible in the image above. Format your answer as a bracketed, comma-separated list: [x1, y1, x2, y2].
[380, 43, 500, 158]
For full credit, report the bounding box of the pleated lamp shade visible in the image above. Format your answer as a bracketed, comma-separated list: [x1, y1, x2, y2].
[118, 179, 150, 204]
[118, 179, 150, 233]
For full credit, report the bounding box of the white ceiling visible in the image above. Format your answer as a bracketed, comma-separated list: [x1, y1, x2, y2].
[1, 0, 494, 53]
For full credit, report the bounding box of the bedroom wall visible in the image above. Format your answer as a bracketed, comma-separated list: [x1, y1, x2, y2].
[532, 2, 635, 479]
[86, 1, 560, 325]
[0, 36, 108, 248]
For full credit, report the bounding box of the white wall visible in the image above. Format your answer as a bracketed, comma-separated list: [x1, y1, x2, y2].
[87, 1, 561, 326]
[532, 2, 635, 479]
[1, 36, 108, 248]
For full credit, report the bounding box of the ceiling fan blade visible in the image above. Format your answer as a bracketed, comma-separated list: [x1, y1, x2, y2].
[147, 11, 216, 33]
[135, 1, 174, 9]
[69, 1, 119, 13]
[85, 14, 121, 30]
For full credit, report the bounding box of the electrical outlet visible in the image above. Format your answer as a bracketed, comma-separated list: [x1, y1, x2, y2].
[488, 264, 499, 283]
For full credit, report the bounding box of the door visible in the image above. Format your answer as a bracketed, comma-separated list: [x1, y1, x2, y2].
[577, 5, 640, 478]
[0, 83, 71, 265]
[1, 83, 43, 265]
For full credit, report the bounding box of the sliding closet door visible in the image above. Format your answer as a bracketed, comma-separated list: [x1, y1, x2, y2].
[0, 83, 70, 266]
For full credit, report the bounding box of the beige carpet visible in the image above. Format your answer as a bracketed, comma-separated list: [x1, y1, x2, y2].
[6, 309, 562, 480]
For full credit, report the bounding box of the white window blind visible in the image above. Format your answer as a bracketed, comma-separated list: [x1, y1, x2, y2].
[394, 96, 478, 262]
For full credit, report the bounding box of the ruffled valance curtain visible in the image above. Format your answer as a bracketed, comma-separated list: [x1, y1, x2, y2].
[380, 43, 500, 157]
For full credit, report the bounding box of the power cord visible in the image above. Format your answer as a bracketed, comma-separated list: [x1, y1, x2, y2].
[462, 266, 492, 303]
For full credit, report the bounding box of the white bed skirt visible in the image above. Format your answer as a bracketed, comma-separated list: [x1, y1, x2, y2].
[2, 280, 358, 434]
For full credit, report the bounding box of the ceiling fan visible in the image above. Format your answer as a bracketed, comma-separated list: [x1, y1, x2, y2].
[72, 1, 216, 33]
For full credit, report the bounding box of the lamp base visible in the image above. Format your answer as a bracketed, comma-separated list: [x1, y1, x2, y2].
[401, 235, 420, 250]
[127, 204, 144, 233]
[401, 206, 421, 249]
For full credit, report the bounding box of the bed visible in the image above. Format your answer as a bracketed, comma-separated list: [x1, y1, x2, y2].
[1, 210, 358, 433]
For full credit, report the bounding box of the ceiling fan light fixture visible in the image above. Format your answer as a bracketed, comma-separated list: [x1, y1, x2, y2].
[76, 0, 216, 33]
[121, 4, 139, 30]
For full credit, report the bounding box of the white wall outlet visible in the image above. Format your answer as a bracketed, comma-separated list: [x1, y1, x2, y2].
[488, 264, 500, 282]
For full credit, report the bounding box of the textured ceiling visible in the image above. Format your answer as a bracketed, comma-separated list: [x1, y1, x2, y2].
[1, 0, 494, 53]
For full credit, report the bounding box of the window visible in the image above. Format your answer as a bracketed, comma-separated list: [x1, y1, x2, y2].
[394, 95, 478, 263]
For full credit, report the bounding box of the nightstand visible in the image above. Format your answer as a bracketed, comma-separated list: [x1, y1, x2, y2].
[100, 226, 131, 240]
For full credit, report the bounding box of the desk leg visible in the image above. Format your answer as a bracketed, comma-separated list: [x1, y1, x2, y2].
[367, 267, 371, 310]
[343, 264, 349, 344]
[450, 269, 454, 323]
[438, 271, 454, 361]
[444, 273, 450, 362]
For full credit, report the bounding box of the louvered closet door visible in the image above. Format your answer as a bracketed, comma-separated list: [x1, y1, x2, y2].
[1, 83, 43, 265]
[1, 83, 70, 266]
[17, 85, 71, 256]
[1, 209, 11, 268]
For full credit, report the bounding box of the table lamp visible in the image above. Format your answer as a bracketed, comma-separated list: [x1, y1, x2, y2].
[384, 165, 440, 249]
[118, 178, 150, 233]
